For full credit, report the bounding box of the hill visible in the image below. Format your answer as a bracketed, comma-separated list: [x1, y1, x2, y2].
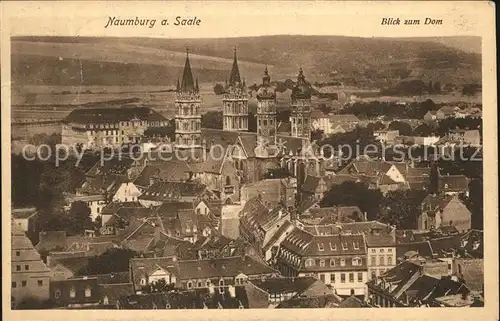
[11, 35, 481, 87]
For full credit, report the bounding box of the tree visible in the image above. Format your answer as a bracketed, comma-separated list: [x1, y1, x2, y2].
[201, 111, 223, 129]
[77, 248, 138, 275]
[467, 178, 483, 230]
[413, 123, 434, 137]
[310, 129, 324, 142]
[69, 201, 93, 234]
[320, 182, 383, 220]
[150, 278, 175, 293]
[388, 121, 413, 136]
[428, 162, 439, 195]
[213, 83, 225, 95]
[366, 121, 386, 132]
[377, 190, 428, 229]
[15, 296, 55, 310]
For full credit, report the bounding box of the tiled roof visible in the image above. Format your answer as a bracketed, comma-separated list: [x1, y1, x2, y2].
[49, 256, 90, 274]
[455, 258, 483, 292]
[63, 107, 166, 124]
[337, 295, 371, 308]
[139, 181, 206, 201]
[249, 277, 317, 295]
[277, 121, 291, 134]
[35, 231, 68, 253]
[395, 241, 433, 260]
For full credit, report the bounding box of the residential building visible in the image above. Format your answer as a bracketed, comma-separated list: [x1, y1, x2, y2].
[366, 259, 470, 307]
[274, 227, 368, 297]
[311, 112, 360, 135]
[373, 129, 399, 145]
[61, 107, 168, 149]
[418, 194, 472, 232]
[129, 255, 278, 293]
[64, 194, 107, 221]
[11, 223, 51, 308]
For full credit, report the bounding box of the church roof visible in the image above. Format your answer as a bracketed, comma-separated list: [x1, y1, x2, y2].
[291, 67, 312, 100]
[228, 48, 242, 86]
[179, 50, 197, 93]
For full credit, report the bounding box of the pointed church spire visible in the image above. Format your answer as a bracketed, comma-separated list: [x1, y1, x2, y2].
[180, 48, 195, 92]
[229, 47, 241, 85]
[263, 65, 270, 85]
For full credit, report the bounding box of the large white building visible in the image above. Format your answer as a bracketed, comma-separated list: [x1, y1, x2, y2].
[62, 107, 168, 149]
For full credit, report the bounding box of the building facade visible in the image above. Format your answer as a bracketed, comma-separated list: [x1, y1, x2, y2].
[175, 50, 202, 150]
[223, 49, 248, 132]
[62, 107, 168, 149]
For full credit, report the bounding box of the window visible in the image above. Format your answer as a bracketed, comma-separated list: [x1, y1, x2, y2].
[352, 257, 361, 266]
[16, 251, 20, 256]
[16, 265, 21, 271]
[25, 265, 29, 271]
[371, 249, 376, 253]
[387, 256, 393, 265]
[353, 241, 360, 250]
[330, 259, 336, 267]
[319, 259, 325, 267]
[140, 278, 146, 285]
[305, 259, 315, 267]
[85, 287, 92, 297]
[197, 280, 203, 288]
[330, 274, 336, 283]
[206, 280, 211, 287]
[37, 280, 43, 287]
[317, 243, 324, 251]
[371, 270, 376, 279]
[329, 243, 337, 251]
[380, 249, 385, 253]
[319, 273, 325, 282]
[340, 273, 346, 283]
[379, 256, 385, 266]
[342, 242, 348, 250]
[187, 281, 193, 289]
[340, 259, 346, 267]
[357, 273, 363, 282]
[55, 289, 61, 299]
[219, 279, 225, 287]
[197, 208, 201, 215]
[12, 282, 16, 288]
[22, 281, 27, 287]
[388, 249, 392, 253]
[349, 273, 354, 283]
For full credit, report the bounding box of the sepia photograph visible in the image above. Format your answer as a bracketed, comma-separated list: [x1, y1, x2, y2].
[1, 1, 497, 320]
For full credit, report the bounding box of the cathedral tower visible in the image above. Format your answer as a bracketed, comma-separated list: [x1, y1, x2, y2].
[290, 67, 312, 139]
[223, 49, 248, 132]
[175, 50, 202, 150]
[256, 66, 277, 144]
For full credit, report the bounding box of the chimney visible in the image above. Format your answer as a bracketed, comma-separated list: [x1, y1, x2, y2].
[363, 212, 367, 221]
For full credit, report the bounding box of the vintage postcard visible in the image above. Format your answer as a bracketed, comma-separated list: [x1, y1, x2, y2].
[1, 1, 498, 321]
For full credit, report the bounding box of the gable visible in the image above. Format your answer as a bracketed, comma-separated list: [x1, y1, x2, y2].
[149, 266, 171, 278]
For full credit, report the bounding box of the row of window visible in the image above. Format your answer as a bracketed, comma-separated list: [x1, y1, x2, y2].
[15, 264, 30, 271]
[53, 286, 92, 299]
[291, 118, 310, 125]
[370, 255, 393, 266]
[317, 241, 360, 251]
[318, 272, 363, 284]
[85, 120, 151, 130]
[304, 257, 363, 268]
[12, 280, 44, 288]
[370, 248, 393, 253]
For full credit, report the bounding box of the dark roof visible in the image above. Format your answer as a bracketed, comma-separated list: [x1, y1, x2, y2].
[228, 49, 241, 85]
[101, 202, 144, 216]
[64, 107, 166, 124]
[12, 207, 38, 219]
[276, 294, 341, 308]
[36, 231, 67, 252]
[337, 295, 371, 308]
[179, 51, 196, 93]
[455, 258, 483, 292]
[139, 181, 206, 201]
[50, 257, 90, 274]
[301, 176, 321, 193]
[249, 277, 317, 295]
[396, 241, 433, 260]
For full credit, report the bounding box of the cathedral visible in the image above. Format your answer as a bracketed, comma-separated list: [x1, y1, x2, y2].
[173, 49, 321, 205]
